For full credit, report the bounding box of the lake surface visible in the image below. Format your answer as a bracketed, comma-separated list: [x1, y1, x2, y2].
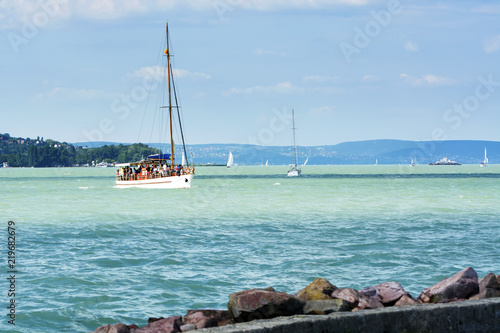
[1, 165, 499, 332]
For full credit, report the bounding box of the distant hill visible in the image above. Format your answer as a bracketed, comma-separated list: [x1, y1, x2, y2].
[72, 141, 132, 148]
[73, 139, 500, 165]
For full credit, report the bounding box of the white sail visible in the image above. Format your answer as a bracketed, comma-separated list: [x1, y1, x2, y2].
[227, 151, 234, 168]
[303, 157, 308, 166]
[181, 152, 186, 166]
[481, 148, 488, 167]
[265, 160, 268, 166]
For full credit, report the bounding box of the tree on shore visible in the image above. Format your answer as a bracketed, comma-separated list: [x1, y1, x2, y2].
[0, 133, 157, 167]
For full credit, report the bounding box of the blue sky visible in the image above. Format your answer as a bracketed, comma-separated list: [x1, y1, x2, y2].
[1, 0, 499, 146]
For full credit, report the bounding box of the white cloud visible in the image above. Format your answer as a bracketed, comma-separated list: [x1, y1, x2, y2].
[132, 66, 164, 79]
[131, 66, 210, 80]
[483, 35, 500, 54]
[362, 74, 378, 82]
[0, 0, 371, 29]
[254, 48, 275, 56]
[399, 73, 457, 86]
[235, 0, 368, 11]
[404, 41, 419, 52]
[224, 81, 302, 95]
[173, 68, 211, 80]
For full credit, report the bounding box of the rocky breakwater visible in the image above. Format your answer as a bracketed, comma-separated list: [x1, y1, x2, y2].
[91, 267, 500, 333]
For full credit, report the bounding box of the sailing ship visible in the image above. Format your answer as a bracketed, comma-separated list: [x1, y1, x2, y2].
[287, 109, 301, 177]
[227, 152, 234, 168]
[410, 156, 416, 167]
[115, 23, 194, 188]
[480, 148, 488, 167]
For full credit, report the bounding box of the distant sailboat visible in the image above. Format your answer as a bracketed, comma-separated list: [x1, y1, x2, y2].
[303, 157, 308, 166]
[287, 109, 301, 177]
[265, 160, 269, 166]
[227, 151, 234, 168]
[480, 148, 488, 167]
[410, 156, 416, 167]
[374, 159, 378, 166]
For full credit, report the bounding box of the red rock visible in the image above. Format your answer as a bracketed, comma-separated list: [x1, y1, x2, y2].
[295, 278, 337, 301]
[331, 287, 382, 310]
[92, 323, 130, 333]
[359, 282, 408, 305]
[132, 316, 183, 333]
[470, 272, 500, 299]
[417, 267, 479, 303]
[331, 288, 361, 308]
[228, 288, 304, 322]
[394, 293, 419, 306]
[148, 317, 164, 324]
[358, 294, 384, 310]
[182, 309, 232, 328]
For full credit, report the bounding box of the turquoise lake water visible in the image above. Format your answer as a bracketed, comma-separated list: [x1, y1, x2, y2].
[1, 165, 500, 332]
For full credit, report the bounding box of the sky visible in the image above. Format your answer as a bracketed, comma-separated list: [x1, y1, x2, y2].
[1, 0, 499, 146]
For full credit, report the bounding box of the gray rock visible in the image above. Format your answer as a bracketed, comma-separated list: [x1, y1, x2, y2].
[179, 324, 196, 332]
[303, 299, 351, 315]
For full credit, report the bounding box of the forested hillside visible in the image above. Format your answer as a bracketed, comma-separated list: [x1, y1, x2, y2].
[0, 133, 157, 167]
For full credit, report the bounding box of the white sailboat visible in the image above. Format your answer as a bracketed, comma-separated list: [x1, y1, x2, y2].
[303, 157, 308, 166]
[265, 160, 269, 166]
[227, 151, 234, 168]
[115, 23, 194, 189]
[287, 109, 301, 177]
[410, 156, 416, 167]
[480, 148, 488, 167]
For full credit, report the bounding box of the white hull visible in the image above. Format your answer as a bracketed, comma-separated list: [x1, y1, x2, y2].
[287, 168, 301, 177]
[116, 174, 193, 189]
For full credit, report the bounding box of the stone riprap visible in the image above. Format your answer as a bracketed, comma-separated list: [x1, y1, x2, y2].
[90, 267, 500, 333]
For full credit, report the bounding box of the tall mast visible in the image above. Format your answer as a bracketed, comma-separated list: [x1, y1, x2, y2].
[292, 109, 298, 167]
[166, 22, 174, 167]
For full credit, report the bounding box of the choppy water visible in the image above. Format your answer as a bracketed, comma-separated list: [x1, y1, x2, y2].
[1, 165, 500, 332]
